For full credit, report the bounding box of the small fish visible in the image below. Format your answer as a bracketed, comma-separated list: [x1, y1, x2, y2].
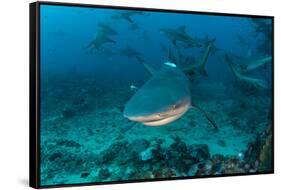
[130, 84, 138, 91]
[164, 62, 176, 68]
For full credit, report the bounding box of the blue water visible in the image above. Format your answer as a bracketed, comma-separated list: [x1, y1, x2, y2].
[39, 4, 273, 186]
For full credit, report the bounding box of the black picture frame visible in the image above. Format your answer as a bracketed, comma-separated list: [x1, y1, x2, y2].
[29, 1, 274, 189]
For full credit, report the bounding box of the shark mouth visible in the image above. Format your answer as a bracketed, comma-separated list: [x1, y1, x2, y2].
[142, 111, 186, 126]
[124, 101, 189, 126]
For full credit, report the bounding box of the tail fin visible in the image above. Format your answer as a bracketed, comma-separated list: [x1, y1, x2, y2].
[192, 104, 219, 132]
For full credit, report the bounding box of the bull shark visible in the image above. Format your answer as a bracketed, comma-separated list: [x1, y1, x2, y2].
[111, 11, 148, 24]
[123, 61, 218, 131]
[86, 22, 117, 51]
[239, 56, 272, 73]
[160, 25, 202, 48]
[86, 33, 115, 51]
[98, 22, 118, 36]
[224, 54, 269, 89]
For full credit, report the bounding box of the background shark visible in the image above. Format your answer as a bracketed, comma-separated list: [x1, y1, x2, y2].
[160, 25, 203, 48]
[86, 33, 116, 51]
[239, 56, 272, 73]
[111, 10, 148, 24]
[225, 54, 269, 89]
[86, 22, 117, 51]
[98, 22, 118, 36]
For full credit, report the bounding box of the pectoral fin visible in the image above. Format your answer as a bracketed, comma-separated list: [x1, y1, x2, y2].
[191, 104, 219, 131]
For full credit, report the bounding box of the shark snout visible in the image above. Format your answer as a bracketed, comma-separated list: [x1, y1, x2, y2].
[123, 99, 190, 126]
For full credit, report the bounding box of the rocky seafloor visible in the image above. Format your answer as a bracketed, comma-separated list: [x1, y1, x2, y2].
[40, 77, 273, 186]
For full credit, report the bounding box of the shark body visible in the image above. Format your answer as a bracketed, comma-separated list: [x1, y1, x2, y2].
[86, 23, 117, 51]
[111, 11, 147, 24]
[240, 56, 272, 73]
[98, 22, 118, 36]
[87, 33, 115, 50]
[124, 62, 191, 126]
[123, 61, 218, 131]
[225, 54, 269, 89]
[160, 25, 202, 48]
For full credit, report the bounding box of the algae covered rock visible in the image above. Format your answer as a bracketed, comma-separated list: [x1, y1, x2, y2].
[98, 168, 111, 180]
[99, 140, 129, 164]
[190, 144, 210, 162]
[139, 147, 154, 161]
[258, 134, 273, 172]
[244, 125, 273, 172]
[129, 139, 150, 154]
